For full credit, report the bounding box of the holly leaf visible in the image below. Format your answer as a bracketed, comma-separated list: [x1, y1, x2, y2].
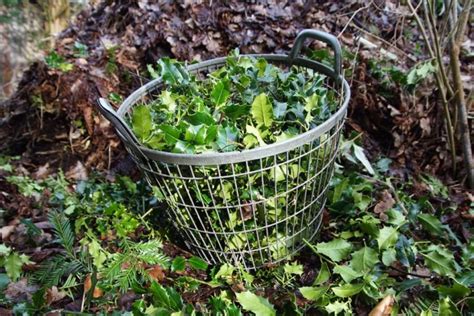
[333, 265, 363, 283]
[350, 247, 379, 272]
[332, 283, 364, 297]
[216, 126, 239, 152]
[377, 226, 399, 250]
[418, 214, 444, 235]
[188, 256, 208, 270]
[4, 253, 27, 282]
[251, 93, 273, 128]
[314, 239, 352, 262]
[382, 248, 397, 266]
[211, 80, 230, 105]
[423, 245, 455, 277]
[235, 291, 276, 316]
[313, 262, 330, 285]
[171, 257, 186, 272]
[299, 286, 328, 301]
[131, 105, 152, 141]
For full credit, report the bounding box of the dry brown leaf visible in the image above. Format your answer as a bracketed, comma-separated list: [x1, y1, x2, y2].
[147, 265, 165, 282]
[46, 286, 66, 304]
[83, 274, 103, 298]
[368, 295, 395, 316]
[374, 190, 395, 221]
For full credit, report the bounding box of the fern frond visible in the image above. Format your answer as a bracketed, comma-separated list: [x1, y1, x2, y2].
[48, 211, 75, 258]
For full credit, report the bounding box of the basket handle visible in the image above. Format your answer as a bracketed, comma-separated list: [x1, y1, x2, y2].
[96, 98, 141, 148]
[289, 29, 342, 79]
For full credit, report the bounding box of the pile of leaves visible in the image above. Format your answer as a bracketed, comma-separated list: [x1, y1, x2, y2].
[0, 135, 472, 314]
[131, 55, 337, 153]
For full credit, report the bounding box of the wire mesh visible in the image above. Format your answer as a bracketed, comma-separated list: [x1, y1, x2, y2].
[115, 57, 347, 269]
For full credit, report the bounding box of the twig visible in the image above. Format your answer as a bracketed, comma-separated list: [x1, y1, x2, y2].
[449, 0, 474, 188]
[338, 0, 374, 38]
[388, 266, 432, 279]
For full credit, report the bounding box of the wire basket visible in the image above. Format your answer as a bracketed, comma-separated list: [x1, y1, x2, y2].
[96, 30, 350, 270]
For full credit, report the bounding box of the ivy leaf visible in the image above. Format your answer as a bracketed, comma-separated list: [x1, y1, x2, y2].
[211, 80, 231, 105]
[350, 247, 379, 272]
[131, 105, 152, 141]
[251, 93, 273, 128]
[332, 283, 364, 297]
[377, 226, 399, 250]
[235, 291, 276, 316]
[313, 262, 330, 285]
[314, 239, 352, 262]
[333, 265, 363, 283]
[418, 214, 444, 235]
[423, 245, 455, 277]
[299, 286, 328, 301]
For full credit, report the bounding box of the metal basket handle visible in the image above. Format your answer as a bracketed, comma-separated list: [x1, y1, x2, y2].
[289, 29, 342, 80]
[96, 98, 141, 148]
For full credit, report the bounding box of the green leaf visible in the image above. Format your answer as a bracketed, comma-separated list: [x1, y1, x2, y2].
[333, 265, 363, 283]
[246, 125, 266, 147]
[4, 252, 24, 282]
[350, 247, 379, 272]
[299, 286, 328, 301]
[284, 262, 303, 276]
[216, 126, 239, 152]
[157, 58, 187, 84]
[382, 248, 397, 266]
[132, 105, 152, 141]
[377, 226, 399, 250]
[235, 291, 276, 316]
[332, 283, 364, 297]
[314, 239, 352, 262]
[171, 257, 186, 272]
[418, 214, 444, 235]
[325, 300, 351, 315]
[160, 90, 177, 113]
[438, 297, 461, 316]
[437, 280, 470, 299]
[313, 262, 330, 285]
[211, 80, 230, 105]
[251, 93, 273, 128]
[304, 94, 319, 123]
[188, 256, 208, 270]
[423, 245, 455, 277]
[159, 124, 180, 145]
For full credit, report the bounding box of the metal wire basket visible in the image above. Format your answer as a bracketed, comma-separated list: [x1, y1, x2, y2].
[96, 29, 350, 270]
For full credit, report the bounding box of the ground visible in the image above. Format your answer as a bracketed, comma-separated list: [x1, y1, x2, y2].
[0, 1, 472, 315]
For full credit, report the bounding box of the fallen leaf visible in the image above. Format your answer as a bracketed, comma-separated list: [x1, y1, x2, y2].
[147, 265, 165, 282]
[0, 225, 16, 240]
[46, 286, 66, 304]
[5, 278, 39, 302]
[368, 295, 394, 316]
[83, 274, 103, 298]
[374, 190, 395, 221]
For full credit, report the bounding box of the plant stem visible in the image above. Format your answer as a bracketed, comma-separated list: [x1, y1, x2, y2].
[448, 0, 474, 188]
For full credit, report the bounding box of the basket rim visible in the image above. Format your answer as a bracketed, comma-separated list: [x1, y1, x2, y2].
[117, 54, 350, 165]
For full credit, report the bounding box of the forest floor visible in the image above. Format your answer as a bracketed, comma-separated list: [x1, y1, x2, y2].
[0, 1, 472, 315]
